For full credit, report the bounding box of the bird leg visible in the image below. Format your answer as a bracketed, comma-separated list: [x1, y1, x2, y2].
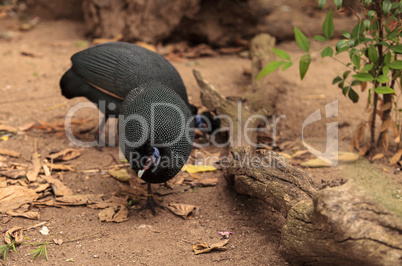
[140, 183, 164, 216]
[94, 115, 107, 150]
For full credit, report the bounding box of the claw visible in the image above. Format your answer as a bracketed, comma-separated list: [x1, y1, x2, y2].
[139, 183, 164, 216]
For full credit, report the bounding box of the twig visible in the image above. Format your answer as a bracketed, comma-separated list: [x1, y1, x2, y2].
[25, 222, 47, 231]
[63, 232, 102, 243]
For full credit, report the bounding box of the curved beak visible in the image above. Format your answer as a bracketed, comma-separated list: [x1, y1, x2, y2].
[138, 169, 145, 178]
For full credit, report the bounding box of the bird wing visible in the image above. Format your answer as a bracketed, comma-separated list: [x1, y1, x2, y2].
[70, 42, 188, 101]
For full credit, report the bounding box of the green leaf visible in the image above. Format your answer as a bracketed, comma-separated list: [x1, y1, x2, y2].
[342, 86, 349, 95]
[376, 75, 390, 83]
[364, 0, 372, 6]
[332, 76, 342, 84]
[338, 81, 345, 89]
[388, 31, 399, 40]
[313, 35, 328, 41]
[256, 61, 285, 80]
[351, 54, 361, 69]
[294, 27, 310, 52]
[348, 88, 359, 103]
[368, 45, 378, 63]
[318, 0, 326, 9]
[382, 0, 392, 14]
[299, 54, 311, 80]
[323, 9, 334, 39]
[334, 0, 342, 9]
[352, 73, 374, 81]
[343, 70, 351, 79]
[361, 64, 374, 72]
[388, 60, 402, 70]
[391, 45, 402, 54]
[272, 48, 291, 60]
[282, 62, 293, 71]
[367, 10, 375, 18]
[383, 65, 389, 76]
[351, 80, 362, 86]
[341, 30, 351, 39]
[351, 22, 364, 38]
[363, 19, 370, 29]
[321, 46, 333, 58]
[335, 39, 349, 53]
[375, 86, 396, 94]
[384, 51, 392, 64]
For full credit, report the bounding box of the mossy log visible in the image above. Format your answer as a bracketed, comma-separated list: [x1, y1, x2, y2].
[227, 148, 402, 265]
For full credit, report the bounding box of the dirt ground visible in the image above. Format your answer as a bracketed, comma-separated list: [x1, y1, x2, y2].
[0, 17, 401, 265]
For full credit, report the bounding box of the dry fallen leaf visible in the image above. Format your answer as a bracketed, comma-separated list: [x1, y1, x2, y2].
[337, 152, 359, 162]
[182, 164, 217, 173]
[45, 175, 73, 197]
[301, 158, 331, 168]
[188, 177, 218, 187]
[372, 153, 384, 160]
[45, 163, 76, 172]
[18, 122, 35, 131]
[0, 124, 18, 132]
[6, 210, 40, 220]
[108, 168, 130, 182]
[48, 148, 82, 161]
[193, 239, 229, 255]
[390, 149, 402, 165]
[53, 238, 63, 245]
[0, 185, 47, 213]
[0, 148, 21, 158]
[5, 227, 24, 244]
[98, 205, 128, 223]
[166, 203, 199, 219]
[26, 151, 41, 182]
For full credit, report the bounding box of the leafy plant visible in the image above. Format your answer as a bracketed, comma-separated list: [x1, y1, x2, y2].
[0, 234, 17, 261]
[258, 0, 402, 153]
[29, 241, 49, 261]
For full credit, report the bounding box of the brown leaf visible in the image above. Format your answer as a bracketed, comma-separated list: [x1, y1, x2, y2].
[44, 175, 73, 197]
[193, 239, 229, 255]
[390, 149, 402, 165]
[0, 148, 20, 158]
[4, 227, 24, 244]
[361, 81, 367, 92]
[26, 151, 41, 182]
[0, 124, 18, 132]
[380, 118, 391, 133]
[358, 145, 369, 156]
[108, 168, 130, 182]
[0, 169, 26, 179]
[45, 163, 75, 172]
[18, 122, 35, 131]
[6, 210, 40, 220]
[218, 47, 245, 54]
[98, 205, 128, 223]
[0, 185, 44, 213]
[380, 131, 389, 151]
[188, 177, 218, 187]
[390, 119, 400, 143]
[166, 203, 199, 219]
[48, 148, 82, 161]
[53, 238, 63, 245]
[372, 153, 384, 160]
[91, 196, 127, 209]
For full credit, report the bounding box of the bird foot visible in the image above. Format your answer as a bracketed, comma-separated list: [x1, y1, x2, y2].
[140, 195, 164, 216]
[93, 131, 105, 151]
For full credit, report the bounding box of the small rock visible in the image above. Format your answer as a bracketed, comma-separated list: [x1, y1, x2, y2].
[39, 226, 49, 235]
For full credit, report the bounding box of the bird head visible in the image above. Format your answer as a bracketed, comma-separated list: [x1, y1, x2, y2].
[119, 81, 194, 184]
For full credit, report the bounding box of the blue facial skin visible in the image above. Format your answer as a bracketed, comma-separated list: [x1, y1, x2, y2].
[195, 114, 204, 128]
[151, 147, 160, 166]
